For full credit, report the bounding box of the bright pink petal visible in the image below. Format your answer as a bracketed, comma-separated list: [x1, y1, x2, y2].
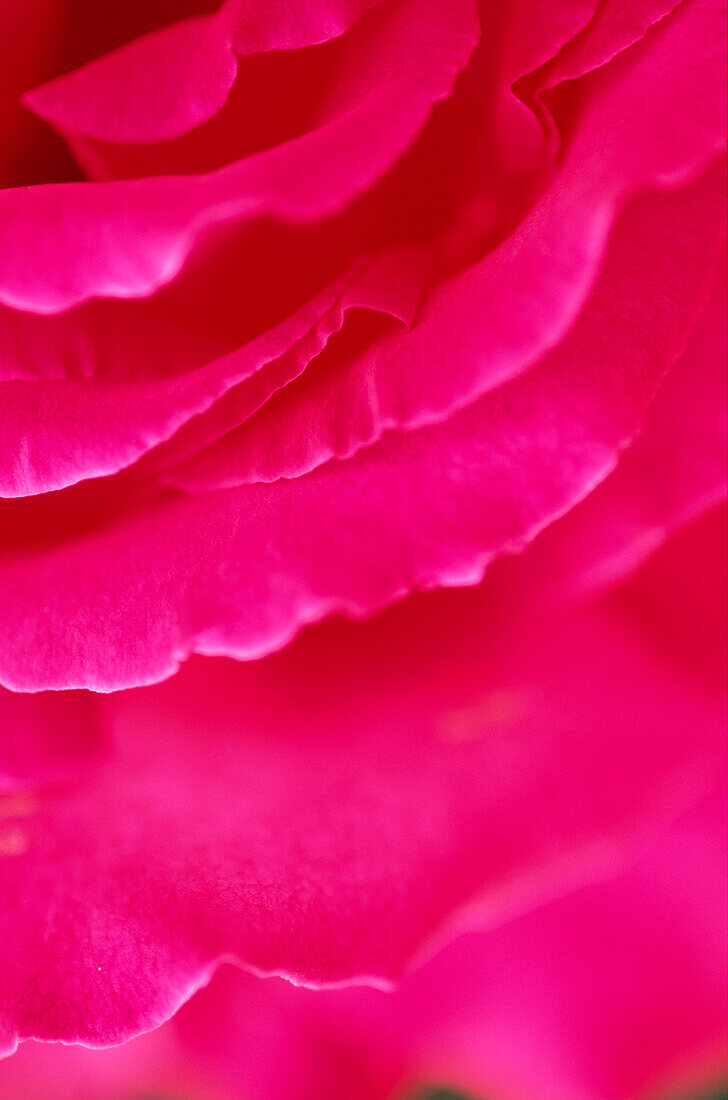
[0, 0, 478, 313]
[515, 0, 687, 164]
[0, 581, 722, 1052]
[0, 259, 417, 496]
[27, 14, 240, 147]
[0, 156, 718, 692]
[0, 689, 101, 793]
[223, 0, 385, 52]
[165, 0, 727, 491]
[1, 0, 718, 506]
[26, 0, 387, 181]
[501, 256, 727, 604]
[533, 0, 684, 90]
[249, 793, 726, 1100]
[2, 796, 724, 1097]
[26, 0, 384, 147]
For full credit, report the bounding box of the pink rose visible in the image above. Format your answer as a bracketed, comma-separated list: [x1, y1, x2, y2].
[0, 0, 725, 1093]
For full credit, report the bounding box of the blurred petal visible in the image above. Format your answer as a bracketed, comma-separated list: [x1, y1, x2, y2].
[1, 792, 724, 1098]
[622, 503, 728, 695]
[0, 579, 722, 1051]
[0, 689, 101, 792]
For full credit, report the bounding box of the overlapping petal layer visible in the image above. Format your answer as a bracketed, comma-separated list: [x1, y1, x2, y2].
[0, 570, 723, 1053]
[0, 0, 724, 1082]
[0, 157, 722, 691]
[0, 258, 415, 496]
[166, 159, 724, 492]
[0, 0, 479, 313]
[0, 792, 724, 1097]
[25, 0, 385, 149]
[1, 0, 723, 503]
[498, 258, 727, 604]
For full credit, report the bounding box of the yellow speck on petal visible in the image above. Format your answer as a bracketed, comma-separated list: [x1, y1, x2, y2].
[0, 792, 39, 819]
[0, 826, 29, 856]
[438, 689, 527, 742]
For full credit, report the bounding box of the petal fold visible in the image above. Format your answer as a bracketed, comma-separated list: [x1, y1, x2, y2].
[0, 0, 478, 313]
[0, 581, 722, 1052]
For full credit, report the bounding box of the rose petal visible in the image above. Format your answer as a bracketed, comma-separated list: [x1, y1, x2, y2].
[26, 0, 385, 150]
[534, 0, 684, 89]
[2, 793, 724, 1096]
[165, 0, 727, 490]
[0, 689, 101, 793]
[0, 0, 478, 313]
[27, 1, 393, 182]
[28, 14, 240, 147]
[499, 255, 727, 604]
[0, 578, 722, 1052]
[0, 258, 416, 496]
[624, 503, 728, 696]
[259, 792, 727, 1100]
[1, 156, 723, 691]
[517, 0, 686, 161]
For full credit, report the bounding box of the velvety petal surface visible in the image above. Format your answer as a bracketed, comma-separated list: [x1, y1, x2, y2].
[164, 0, 727, 490]
[259, 793, 728, 1100]
[0, 257, 418, 496]
[500, 255, 727, 604]
[0, 153, 720, 692]
[0, 0, 723, 1090]
[533, 0, 684, 91]
[0, 0, 478, 313]
[25, 0, 385, 150]
[0, 689, 101, 793]
[27, 13, 242, 147]
[0, 576, 723, 1053]
[167, 157, 724, 493]
[0, 0, 720, 509]
[0, 791, 724, 1098]
[181, 794, 727, 1100]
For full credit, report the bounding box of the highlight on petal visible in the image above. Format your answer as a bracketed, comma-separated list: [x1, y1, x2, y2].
[164, 0, 728, 492]
[165, 154, 725, 493]
[0, 256, 418, 496]
[0, 0, 479, 313]
[0, 575, 722, 1053]
[0, 150, 718, 693]
[501, 254, 727, 604]
[25, 0, 384, 148]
